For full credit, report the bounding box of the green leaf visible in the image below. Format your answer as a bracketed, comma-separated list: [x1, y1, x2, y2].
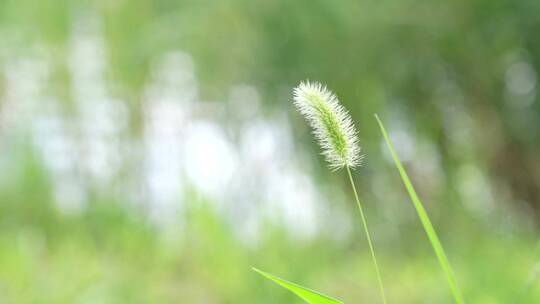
[375, 114, 465, 304]
[252, 268, 344, 304]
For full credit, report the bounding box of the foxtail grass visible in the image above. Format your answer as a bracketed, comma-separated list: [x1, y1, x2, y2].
[293, 81, 387, 304]
[255, 82, 466, 304]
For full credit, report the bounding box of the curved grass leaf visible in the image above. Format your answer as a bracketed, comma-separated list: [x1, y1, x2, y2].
[375, 114, 465, 304]
[252, 268, 344, 304]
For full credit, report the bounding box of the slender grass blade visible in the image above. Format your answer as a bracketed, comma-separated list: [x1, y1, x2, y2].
[375, 114, 465, 304]
[253, 268, 344, 304]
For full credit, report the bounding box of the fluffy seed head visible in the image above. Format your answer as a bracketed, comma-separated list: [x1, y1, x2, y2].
[293, 81, 363, 170]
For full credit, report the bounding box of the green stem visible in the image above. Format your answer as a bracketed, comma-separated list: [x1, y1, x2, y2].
[346, 166, 388, 304]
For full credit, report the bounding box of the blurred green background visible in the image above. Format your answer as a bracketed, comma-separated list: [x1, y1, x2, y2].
[1, 0, 540, 303]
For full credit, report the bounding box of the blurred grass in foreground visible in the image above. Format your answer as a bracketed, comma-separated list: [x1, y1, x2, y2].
[1, 200, 539, 303]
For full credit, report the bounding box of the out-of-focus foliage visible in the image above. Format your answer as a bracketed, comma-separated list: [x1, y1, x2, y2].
[1, 0, 540, 303]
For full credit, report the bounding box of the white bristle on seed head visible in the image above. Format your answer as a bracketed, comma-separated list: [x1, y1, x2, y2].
[293, 81, 363, 170]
